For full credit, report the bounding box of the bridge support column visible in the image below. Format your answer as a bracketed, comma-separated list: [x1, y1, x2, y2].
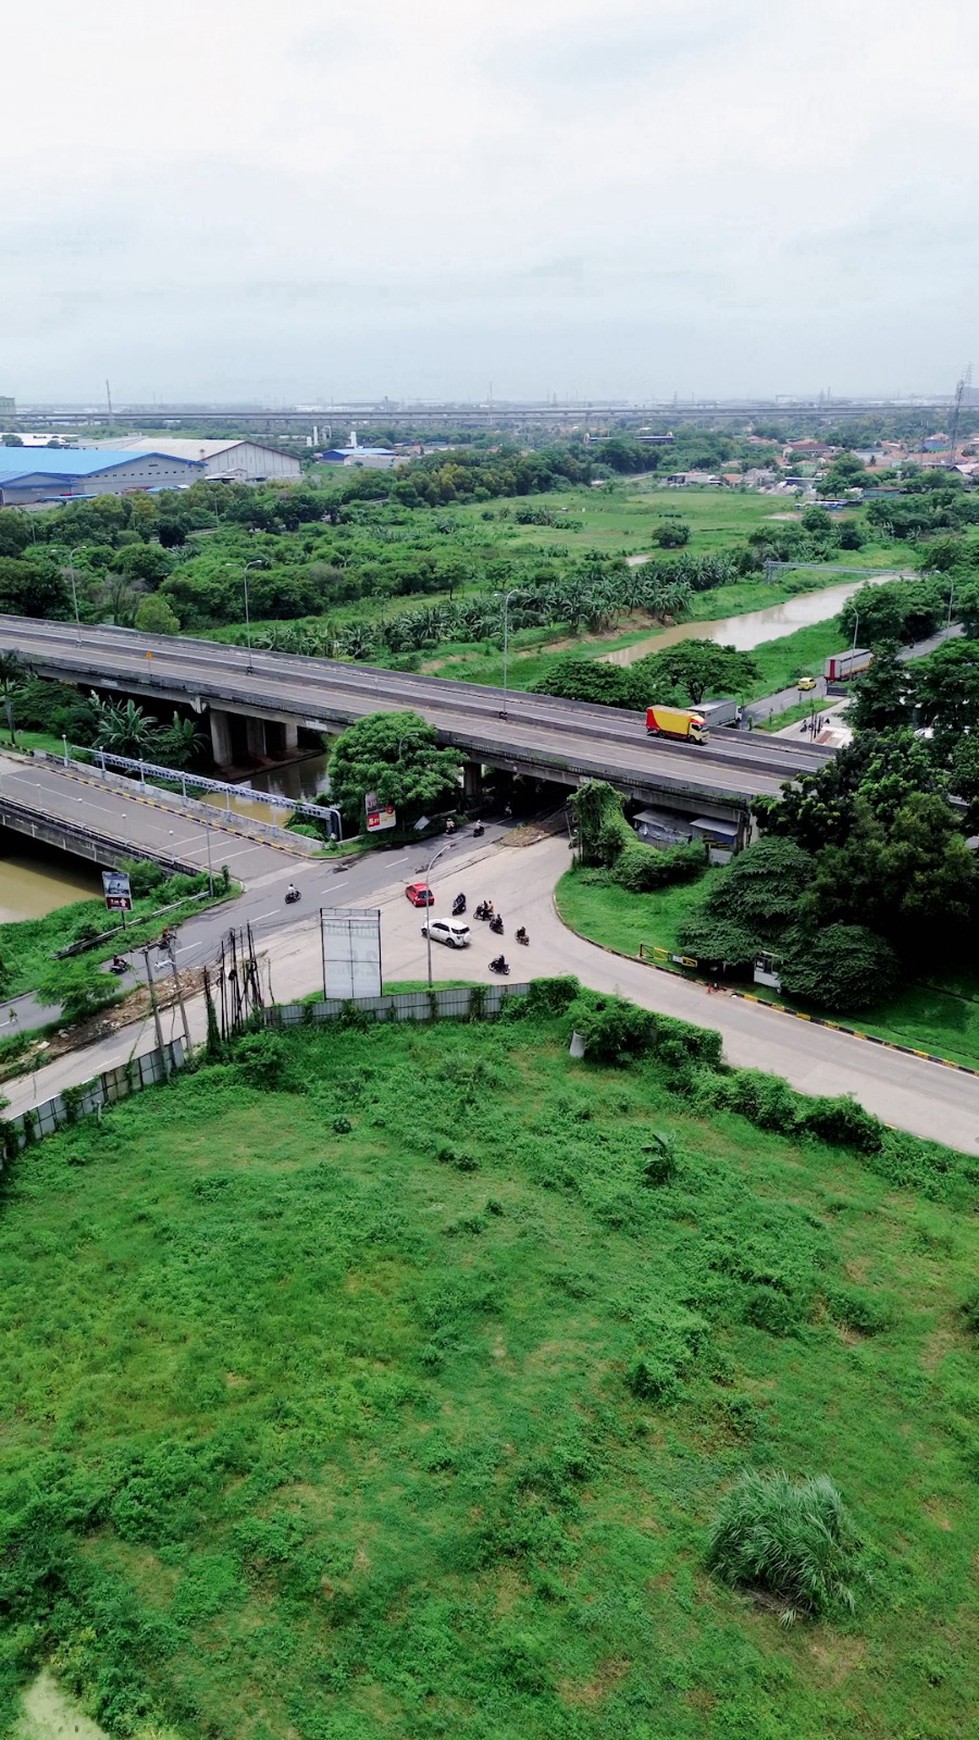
[209, 708, 234, 767]
[463, 760, 484, 804]
[245, 717, 267, 759]
[283, 722, 299, 752]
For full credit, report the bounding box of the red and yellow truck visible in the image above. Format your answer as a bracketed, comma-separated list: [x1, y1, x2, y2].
[645, 705, 709, 744]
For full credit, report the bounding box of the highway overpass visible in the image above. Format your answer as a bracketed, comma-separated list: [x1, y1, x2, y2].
[0, 617, 833, 835]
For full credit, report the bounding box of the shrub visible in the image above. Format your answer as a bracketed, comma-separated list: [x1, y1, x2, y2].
[707, 1469, 868, 1623]
[628, 1356, 679, 1403]
[960, 1287, 979, 1335]
[566, 992, 657, 1065]
[523, 976, 581, 1018]
[824, 1285, 892, 1336]
[640, 1132, 678, 1187]
[613, 840, 706, 893]
[651, 1013, 724, 1070]
[800, 1093, 883, 1154]
[230, 1030, 290, 1089]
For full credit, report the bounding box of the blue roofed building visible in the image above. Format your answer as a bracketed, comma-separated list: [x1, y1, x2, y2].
[0, 447, 202, 506]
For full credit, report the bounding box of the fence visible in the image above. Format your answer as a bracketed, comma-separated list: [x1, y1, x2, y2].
[1, 983, 531, 1156]
[268, 982, 529, 1027]
[3, 1040, 185, 1155]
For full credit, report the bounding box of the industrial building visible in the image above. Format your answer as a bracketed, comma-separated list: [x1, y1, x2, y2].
[92, 437, 301, 482]
[0, 447, 203, 506]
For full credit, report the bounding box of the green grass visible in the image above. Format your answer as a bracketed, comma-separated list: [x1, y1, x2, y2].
[556, 866, 979, 1069]
[1, 1013, 979, 1738]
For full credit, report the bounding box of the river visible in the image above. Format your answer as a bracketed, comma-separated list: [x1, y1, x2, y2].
[602, 575, 894, 665]
[0, 841, 103, 924]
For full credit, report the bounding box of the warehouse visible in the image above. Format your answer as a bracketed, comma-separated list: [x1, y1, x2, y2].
[0, 448, 202, 506]
[93, 437, 301, 483]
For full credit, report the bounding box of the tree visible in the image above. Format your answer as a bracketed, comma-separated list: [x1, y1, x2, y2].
[91, 697, 163, 759]
[135, 594, 181, 636]
[653, 521, 690, 548]
[779, 923, 899, 1012]
[0, 651, 26, 744]
[633, 641, 760, 706]
[328, 710, 462, 831]
[157, 713, 206, 769]
[913, 639, 979, 749]
[847, 647, 914, 733]
[116, 543, 172, 584]
[1, 433, 23, 446]
[678, 838, 815, 969]
[804, 792, 975, 954]
[755, 731, 943, 852]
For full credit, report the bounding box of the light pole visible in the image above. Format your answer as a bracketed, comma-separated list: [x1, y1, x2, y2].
[61, 733, 69, 767]
[850, 609, 859, 651]
[947, 580, 955, 631]
[500, 588, 519, 721]
[242, 560, 264, 674]
[65, 547, 84, 642]
[423, 840, 456, 988]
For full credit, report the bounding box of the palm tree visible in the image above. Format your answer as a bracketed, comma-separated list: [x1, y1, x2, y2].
[156, 713, 207, 770]
[92, 696, 162, 759]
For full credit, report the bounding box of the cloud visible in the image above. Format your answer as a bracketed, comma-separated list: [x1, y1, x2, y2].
[0, 0, 977, 399]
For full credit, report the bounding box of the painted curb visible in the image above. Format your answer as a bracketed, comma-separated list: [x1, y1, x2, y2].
[552, 893, 979, 1079]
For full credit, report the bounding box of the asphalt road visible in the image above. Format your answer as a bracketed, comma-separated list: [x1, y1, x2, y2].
[0, 618, 831, 804]
[4, 832, 975, 1155]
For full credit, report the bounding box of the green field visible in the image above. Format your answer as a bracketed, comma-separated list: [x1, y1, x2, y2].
[1, 1009, 978, 1739]
[556, 868, 979, 1069]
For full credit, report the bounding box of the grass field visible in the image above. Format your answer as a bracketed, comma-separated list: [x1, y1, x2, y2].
[1, 1010, 978, 1739]
[556, 867, 979, 1069]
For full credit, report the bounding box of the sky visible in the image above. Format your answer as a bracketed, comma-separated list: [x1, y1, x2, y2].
[3, 0, 977, 405]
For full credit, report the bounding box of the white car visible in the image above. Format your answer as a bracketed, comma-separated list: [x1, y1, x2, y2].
[421, 919, 472, 950]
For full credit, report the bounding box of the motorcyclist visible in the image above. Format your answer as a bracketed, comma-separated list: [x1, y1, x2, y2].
[490, 954, 509, 974]
[489, 914, 503, 935]
[515, 925, 528, 944]
[286, 882, 299, 902]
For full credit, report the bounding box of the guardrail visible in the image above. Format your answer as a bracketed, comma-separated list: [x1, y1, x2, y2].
[0, 792, 199, 873]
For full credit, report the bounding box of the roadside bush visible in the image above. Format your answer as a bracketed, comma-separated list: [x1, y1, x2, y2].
[799, 1093, 884, 1154]
[824, 1285, 892, 1336]
[118, 859, 166, 898]
[613, 840, 706, 893]
[523, 975, 581, 1018]
[707, 1469, 869, 1623]
[566, 992, 657, 1065]
[651, 1012, 723, 1071]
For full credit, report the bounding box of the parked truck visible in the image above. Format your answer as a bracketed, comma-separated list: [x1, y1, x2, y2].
[645, 705, 709, 744]
[824, 648, 873, 683]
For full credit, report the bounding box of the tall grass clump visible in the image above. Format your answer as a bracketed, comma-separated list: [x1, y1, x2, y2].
[707, 1469, 869, 1625]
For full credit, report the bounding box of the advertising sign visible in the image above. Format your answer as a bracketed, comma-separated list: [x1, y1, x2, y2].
[366, 805, 397, 832]
[102, 870, 133, 913]
[321, 908, 382, 999]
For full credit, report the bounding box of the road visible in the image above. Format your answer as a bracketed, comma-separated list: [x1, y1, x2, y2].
[0, 618, 832, 806]
[4, 832, 975, 1156]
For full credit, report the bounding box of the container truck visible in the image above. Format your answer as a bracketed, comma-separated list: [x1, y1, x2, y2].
[824, 648, 873, 683]
[699, 697, 743, 729]
[645, 705, 709, 744]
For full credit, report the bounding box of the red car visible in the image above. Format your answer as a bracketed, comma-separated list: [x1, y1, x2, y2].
[405, 882, 435, 907]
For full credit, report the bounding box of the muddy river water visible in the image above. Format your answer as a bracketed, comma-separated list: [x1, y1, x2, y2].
[602, 576, 894, 665]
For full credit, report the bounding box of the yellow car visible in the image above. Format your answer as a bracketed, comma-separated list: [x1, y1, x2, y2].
[796, 676, 818, 691]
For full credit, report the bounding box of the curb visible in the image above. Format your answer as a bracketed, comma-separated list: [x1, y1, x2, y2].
[552, 896, 979, 1079]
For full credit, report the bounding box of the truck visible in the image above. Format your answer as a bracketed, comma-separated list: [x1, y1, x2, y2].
[645, 705, 709, 744]
[698, 697, 743, 729]
[824, 648, 873, 683]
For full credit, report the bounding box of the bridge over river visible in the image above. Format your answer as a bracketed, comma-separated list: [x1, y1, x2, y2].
[0, 619, 832, 841]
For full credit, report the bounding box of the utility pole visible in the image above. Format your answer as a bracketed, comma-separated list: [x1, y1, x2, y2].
[165, 937, 192, 1055]
[105, 379, 114, 426]
[142, 947, 168, 1073]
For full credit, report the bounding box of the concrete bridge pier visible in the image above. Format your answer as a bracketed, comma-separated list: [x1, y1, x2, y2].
[245, 716, 267, 759]
[209, 707, 234, 767]
[462, 760, 484, 805]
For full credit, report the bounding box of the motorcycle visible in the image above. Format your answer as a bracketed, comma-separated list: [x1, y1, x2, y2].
[452, 894, 467, 916]
[474, 901, 494, 921]
[489, 914, 504, 936]
[285, 888, 302, 906]
[489, 956, 510, 976]
[515, 928, 529, 946]
[110, 955, 128, 976]
[472, 822, 485, 838]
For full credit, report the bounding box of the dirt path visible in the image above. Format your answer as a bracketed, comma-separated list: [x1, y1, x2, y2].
[15, 1673, 111, 1740]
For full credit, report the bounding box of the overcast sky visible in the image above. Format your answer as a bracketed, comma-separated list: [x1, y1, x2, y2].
[3, 0, 977, 405]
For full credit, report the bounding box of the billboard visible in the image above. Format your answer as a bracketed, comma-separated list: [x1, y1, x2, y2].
[364, 790, 396, 833]
[102, 870, 133, 912]
[320, 908, 382, 999]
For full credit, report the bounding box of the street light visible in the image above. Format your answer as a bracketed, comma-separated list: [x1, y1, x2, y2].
[65, 547, 84, 642]
[423, 839, 456, 988]
[242, 559, 264, 673]
[500, 588, 520, 721]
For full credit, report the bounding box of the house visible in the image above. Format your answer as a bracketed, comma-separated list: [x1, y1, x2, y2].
[665, 471, 722, 487]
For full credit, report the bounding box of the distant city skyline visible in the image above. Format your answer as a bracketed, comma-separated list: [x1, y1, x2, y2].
[3, 0, 977, 403]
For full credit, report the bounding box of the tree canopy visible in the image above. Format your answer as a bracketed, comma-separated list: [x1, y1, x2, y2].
[328, 711, 462, 831]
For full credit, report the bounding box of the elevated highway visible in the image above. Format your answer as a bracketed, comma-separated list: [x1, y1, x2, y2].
[0, 617, 832, 829]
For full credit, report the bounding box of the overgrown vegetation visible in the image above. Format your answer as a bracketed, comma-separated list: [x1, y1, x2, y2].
[0, 997, 978, 1736]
